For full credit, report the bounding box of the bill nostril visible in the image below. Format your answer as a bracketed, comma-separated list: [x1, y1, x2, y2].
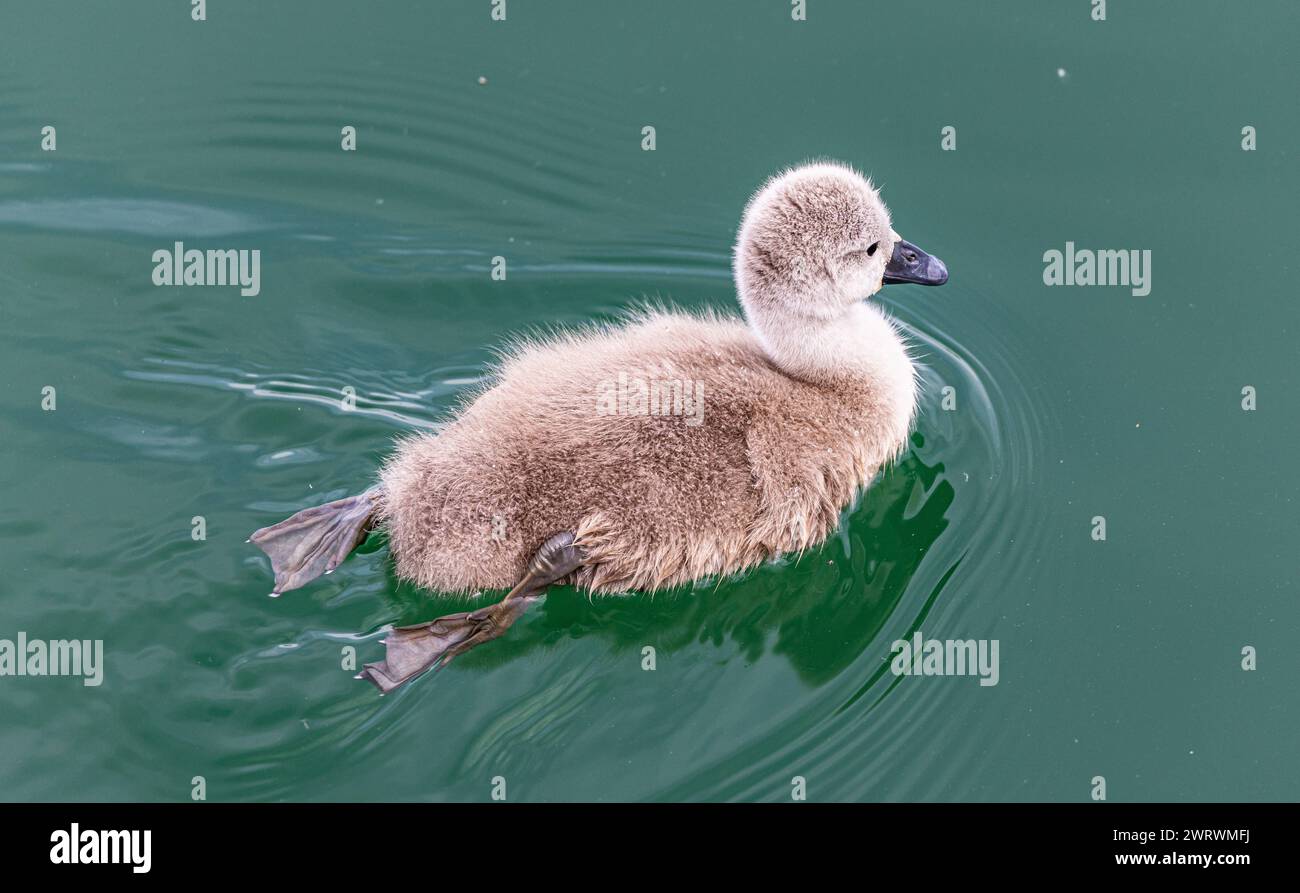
[904, 252, 917, 264]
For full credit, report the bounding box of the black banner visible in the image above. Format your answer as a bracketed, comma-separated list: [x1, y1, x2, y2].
[1, 803, 1282, 877]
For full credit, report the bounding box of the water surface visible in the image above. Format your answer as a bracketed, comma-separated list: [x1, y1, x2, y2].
[1, 0, 1296, 801]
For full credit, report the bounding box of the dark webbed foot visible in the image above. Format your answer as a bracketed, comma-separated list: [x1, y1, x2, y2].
[359, 532, 587, 693]
[358, 600, 528, 694]
[249, 488, 381, 595]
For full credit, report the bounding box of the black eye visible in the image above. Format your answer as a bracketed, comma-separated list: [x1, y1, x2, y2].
[866, 242, 879, 257]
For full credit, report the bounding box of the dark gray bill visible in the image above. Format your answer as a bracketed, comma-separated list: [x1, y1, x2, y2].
[883, 238, 948, 286]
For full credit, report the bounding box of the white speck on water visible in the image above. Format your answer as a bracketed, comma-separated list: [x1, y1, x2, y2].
[1056, 67, 1068, 79]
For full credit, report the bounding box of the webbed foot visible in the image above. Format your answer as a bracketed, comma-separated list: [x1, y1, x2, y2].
[249, 487, 381, 595]
[358, 531, 586, 693]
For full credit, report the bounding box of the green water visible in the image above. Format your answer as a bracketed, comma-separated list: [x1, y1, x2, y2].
[2, 1, 1296, 802]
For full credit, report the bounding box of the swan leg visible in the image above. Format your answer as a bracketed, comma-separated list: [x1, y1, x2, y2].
[359, 532, 587, 693]
[249, 487, 382, 596]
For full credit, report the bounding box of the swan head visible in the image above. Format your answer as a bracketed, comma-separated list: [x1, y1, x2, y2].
[733, 161, 947, 324]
